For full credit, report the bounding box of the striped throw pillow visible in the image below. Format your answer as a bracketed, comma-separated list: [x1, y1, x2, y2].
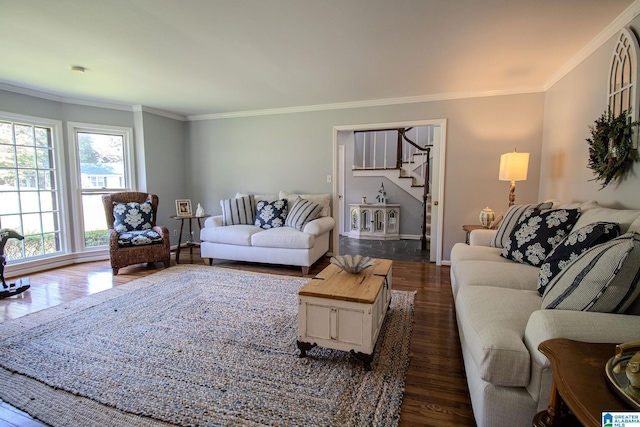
[220, 195, 256, 226]
[542, 232, 640, 313]
[490, 202, 553, 248]
[285, 197, 323, 231]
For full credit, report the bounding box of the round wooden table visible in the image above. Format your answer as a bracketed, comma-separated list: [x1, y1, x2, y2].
[170, 214, 210, 263]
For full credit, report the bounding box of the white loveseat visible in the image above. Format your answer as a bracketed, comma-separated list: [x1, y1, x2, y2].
[200, 192, 335, 274]
[450, 201, 640, 427]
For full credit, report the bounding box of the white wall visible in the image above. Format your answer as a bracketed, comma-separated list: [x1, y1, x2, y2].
[186, 92, 546, 262]
[540, 19, 640, 209]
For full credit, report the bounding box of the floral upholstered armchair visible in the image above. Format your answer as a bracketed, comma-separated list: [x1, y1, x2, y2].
[102, 192, 171, 275]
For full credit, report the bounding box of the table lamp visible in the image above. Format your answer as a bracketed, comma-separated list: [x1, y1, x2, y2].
[499, 149, 529, 206]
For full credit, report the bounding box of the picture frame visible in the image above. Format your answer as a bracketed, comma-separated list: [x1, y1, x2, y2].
[175, 199, 192, 216]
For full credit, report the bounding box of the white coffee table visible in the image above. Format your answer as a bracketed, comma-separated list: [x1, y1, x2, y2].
[296, 259, 392, 370]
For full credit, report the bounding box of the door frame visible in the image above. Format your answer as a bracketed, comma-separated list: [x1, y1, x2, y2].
[332, 119, 447, 265]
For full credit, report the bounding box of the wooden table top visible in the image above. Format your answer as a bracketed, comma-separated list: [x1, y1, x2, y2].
[298, 259, 392, 304]
[538, 338, 632, 427]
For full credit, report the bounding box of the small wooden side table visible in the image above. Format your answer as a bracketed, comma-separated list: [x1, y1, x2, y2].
[170, 214, 210, 263]
[462, 224, 484, 244]
[533, 338, 631, 427]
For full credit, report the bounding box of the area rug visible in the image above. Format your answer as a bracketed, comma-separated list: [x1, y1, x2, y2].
[0, 265, 414, 427]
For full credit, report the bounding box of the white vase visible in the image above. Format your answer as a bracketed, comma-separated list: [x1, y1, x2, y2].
[195, 203, 205, 217]
[479, 207, 495, 228]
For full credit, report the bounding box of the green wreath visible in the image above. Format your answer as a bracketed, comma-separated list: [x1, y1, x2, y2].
[586, 108, 639, 189]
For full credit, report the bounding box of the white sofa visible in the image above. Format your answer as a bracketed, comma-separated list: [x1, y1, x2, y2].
[200, 192, 335, 274]
[450, 201, 640, 427]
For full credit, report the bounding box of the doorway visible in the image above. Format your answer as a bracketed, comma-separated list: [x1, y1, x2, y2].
[332, 119, 446, 265]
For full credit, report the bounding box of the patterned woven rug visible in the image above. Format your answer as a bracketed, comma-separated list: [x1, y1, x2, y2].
[0, 265, 414, 427]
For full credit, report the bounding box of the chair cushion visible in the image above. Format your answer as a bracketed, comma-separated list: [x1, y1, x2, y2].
[285, 197, 323, 231]
[117, 229, 163, 247]
[113, 201, 154, 232]
[251, 226, 314, 249]
[490, 202, 553, 248]
[501, 208, 580, 267]
[538, 222, 620, 295]
[254, 199, 288, 229]
[542, 232, 640, 313]
[221, 195, 256, 226]
[456, 286, 542, 387]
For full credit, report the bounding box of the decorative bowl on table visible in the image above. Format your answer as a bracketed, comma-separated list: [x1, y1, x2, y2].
[330, 255, 376, 274]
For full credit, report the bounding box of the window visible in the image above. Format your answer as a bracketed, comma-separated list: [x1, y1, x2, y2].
[69, 124, 134, 250]
[0, 117, 62, 262]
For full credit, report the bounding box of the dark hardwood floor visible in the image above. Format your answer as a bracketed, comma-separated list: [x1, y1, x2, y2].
[0, 249, 476, 427]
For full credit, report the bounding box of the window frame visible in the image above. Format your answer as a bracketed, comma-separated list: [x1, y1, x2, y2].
[0, 111, 69, 264]
[67, 122, 136, 253]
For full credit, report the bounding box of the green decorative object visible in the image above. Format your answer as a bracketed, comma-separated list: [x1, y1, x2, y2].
[586, 108, 639, 189]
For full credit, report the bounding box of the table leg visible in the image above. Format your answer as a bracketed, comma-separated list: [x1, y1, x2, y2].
[176, 219, 185, 264]
[188, 218, 194, 256]
[532, 382, 570, 427]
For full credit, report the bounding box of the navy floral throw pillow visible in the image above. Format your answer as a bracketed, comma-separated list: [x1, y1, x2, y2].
[501, 208, 581, 267]
[537, 221, 620, 295]
[113, 201, 154, 233]
[255, 199, 288, 229]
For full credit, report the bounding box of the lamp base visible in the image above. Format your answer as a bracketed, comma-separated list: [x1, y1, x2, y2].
[508, 180, 516, 207]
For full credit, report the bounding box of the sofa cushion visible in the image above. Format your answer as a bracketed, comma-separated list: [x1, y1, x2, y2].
[452, 260, 540, 296]
[542, 232, 640, 313]
[451, 243, 507, 264]
[538, 222, 620, 295]
[285, 197, 323, 231]
[456, 286, 542, 387]
[279, 191, 330, 217]
[221, 195, 256, 226]
[113, 201, 154, 232]
[501, 208, 580, 267]
[117, 229, 163, 247]
[573, 203, 640, 234]
[251, 226, 314, 249]
[200, 224, 262, 246]
[254, 199, 288, 229]
[491, 202, 553, 248]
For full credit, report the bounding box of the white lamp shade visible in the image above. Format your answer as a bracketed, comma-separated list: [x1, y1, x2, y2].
[499, 151, 529, 181]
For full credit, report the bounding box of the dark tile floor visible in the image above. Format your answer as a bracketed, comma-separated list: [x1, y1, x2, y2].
[338, 235, 430, 263]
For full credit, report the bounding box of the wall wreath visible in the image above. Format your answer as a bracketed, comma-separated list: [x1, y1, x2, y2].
[586, 108, 639, 189]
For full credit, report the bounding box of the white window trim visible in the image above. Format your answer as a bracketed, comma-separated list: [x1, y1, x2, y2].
[0, 110, 69, 272]
[67, 122, 136, 253]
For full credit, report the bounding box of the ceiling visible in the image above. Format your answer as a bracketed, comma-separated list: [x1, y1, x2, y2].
[0, 0, 637, 118]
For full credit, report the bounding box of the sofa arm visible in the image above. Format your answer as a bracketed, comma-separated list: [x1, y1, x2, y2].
[525, 309, 640, 368]
[204, 215, 224, 228]
[303, 216, 335, 236]
[469, 229, 496, 246]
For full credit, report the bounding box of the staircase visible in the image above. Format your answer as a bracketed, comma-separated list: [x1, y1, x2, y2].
[351, 127, 433, 247]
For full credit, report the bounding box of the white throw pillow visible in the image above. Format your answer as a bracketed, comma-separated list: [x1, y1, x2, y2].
[279, 191, 330, 217]
[285, 197, 323, 231]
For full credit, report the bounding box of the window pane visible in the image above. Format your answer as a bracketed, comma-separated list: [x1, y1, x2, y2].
[0, 168, 17, 188]
[38, 170, 54, 190]
[0, 122, 12, 144]
[4, 238, 24, 261]
[40, 191, 56, 211]
[36, 147, 52, 169]
[82, 194, 108, 247]
[79, 132, 125, 190]
[0, 144, 16, 167]
[18, 169, 37, 189]
[0, 192, 19, 215]
[14, 124, 34, 146]
[22, 213, 42, 234]
[34, 127, 51, 147]
[41, 212, 58, 233]
[20, 191, 39, 213]
[2, 214, 22, 232]
[16, 145, 35, 168]
[42, 232, 60, 254]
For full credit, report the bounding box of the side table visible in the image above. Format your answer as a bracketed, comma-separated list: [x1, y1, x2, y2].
[170, 214, 210, 263]
[462, 224, 484, 244]
[533, 338, 631, 427]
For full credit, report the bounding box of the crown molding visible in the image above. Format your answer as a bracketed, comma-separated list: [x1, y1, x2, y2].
[187, 86, 544, 121]
[132, 105, 186, 121]
[544, 0, 640, 91]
